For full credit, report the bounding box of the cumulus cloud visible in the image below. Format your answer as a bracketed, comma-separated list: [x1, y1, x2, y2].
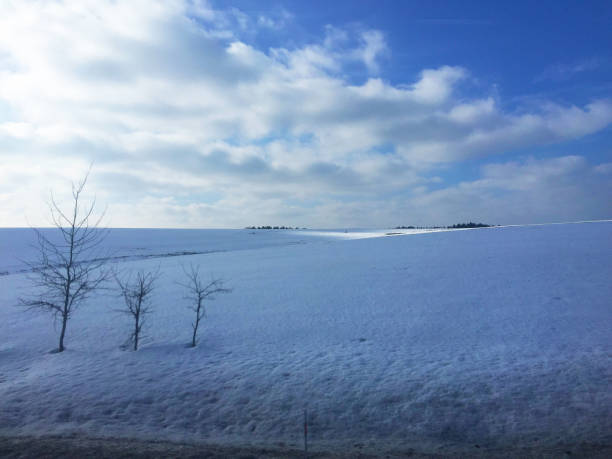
[403, 156, 612, 225]
[356, 30, 388, 74]
[0, 0, 610, 227]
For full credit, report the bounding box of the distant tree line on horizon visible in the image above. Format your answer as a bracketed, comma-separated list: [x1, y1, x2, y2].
[396, 222, 493, 230]
[448, 222, 492, 229]
[245, 226, 305, 230]
[247, 223, 495, 230]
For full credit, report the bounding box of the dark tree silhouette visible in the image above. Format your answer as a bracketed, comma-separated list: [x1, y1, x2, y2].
[179, 264, 231, 348]
[114, 268, 159, 351]
[19, 170, 109, 353]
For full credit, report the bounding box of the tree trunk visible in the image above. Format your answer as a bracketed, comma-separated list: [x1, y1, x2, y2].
[58, 312, 68, 352]
[134, 313, 139, 351]
[191, 297, 203, 347]
[60, 270, 71, 353]
[191, 318, 199, 347]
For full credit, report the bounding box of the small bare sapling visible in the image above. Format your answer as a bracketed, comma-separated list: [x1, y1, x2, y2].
[19, 169, 109, 353]
[179, 264, 231, 347]
[114, 268, 159, 351]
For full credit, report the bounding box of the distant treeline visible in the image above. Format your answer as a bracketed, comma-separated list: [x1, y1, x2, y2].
[448, 222, 492, 228]
[395, 225, 443, 229]
[396, 222, 493, 230]
[245, 226, 304, 230]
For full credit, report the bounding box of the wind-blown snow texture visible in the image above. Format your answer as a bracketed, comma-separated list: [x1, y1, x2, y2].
[1, 223, 611, 454]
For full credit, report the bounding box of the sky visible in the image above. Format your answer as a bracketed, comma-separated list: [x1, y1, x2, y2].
[0, 0, 611, 228]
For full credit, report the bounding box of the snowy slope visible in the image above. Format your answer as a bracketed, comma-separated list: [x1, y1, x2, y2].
[0, 227, 445, 275]
[0, 222, 611, 455]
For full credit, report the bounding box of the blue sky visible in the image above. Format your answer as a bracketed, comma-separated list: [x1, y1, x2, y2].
[0, 0, 611, 227]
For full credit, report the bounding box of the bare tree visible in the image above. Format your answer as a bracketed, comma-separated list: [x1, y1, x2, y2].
[114, 268, 159, 351]
[179, 264, 231, 347]
[19, 170, 108, 353]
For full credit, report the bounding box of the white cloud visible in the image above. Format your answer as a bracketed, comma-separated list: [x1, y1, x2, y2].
[357, 30, 388, 74]
[410, 66, 467, 104]
[534, 57, 604, 82]
[594, 162, 612, 175]
[403, 156, 612, 225]
[0, 122, 33, 138]
[257, 8, 293, 30]
[448, 98, 496, 124]
[0, 0, 610, 227]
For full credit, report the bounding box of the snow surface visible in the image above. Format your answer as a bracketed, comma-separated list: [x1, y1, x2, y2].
[0, 222, 611, 454]
[0, 227, 443, 276]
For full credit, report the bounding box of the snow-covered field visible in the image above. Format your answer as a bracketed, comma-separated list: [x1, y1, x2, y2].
[0, 227, 445, 276]
[1, 222, 611, 455]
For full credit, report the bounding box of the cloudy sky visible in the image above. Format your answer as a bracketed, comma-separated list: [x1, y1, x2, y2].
[1, 0, 611, 228]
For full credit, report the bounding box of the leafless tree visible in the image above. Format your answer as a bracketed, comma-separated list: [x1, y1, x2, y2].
[19, 170, 109, 353]
[114, 268, 159, 351]
[179, 264, 231, 347]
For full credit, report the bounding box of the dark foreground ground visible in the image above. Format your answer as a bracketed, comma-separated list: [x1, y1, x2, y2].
[1, 435, 611, 458]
